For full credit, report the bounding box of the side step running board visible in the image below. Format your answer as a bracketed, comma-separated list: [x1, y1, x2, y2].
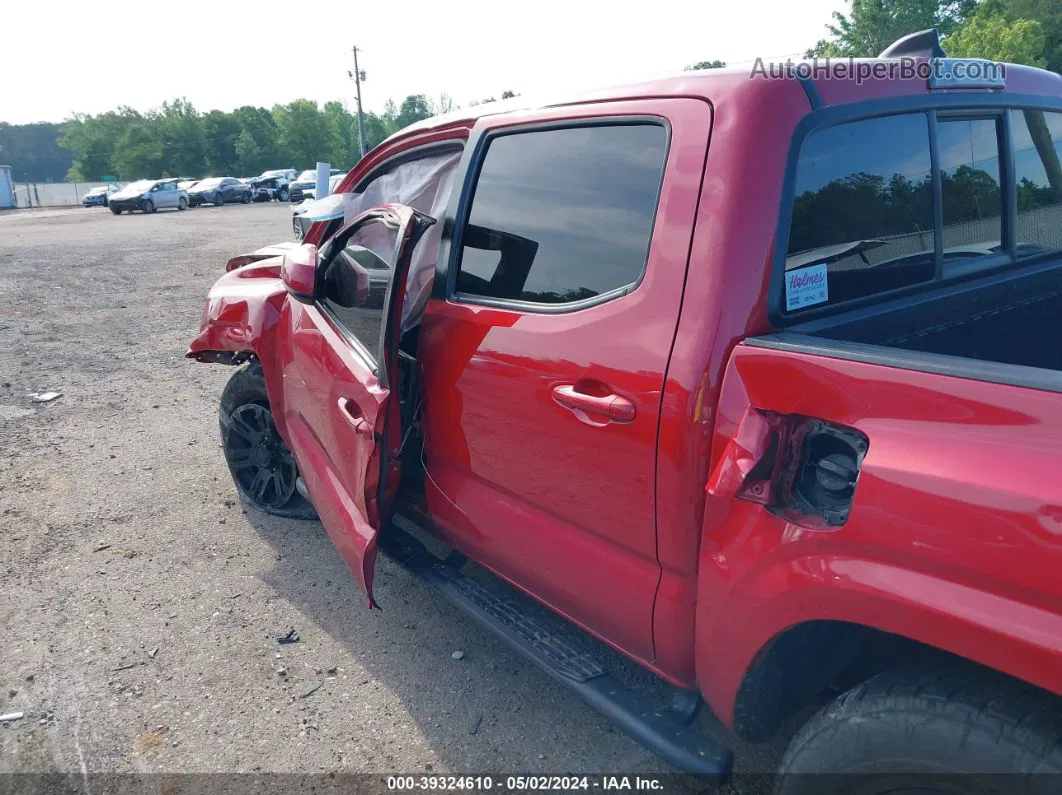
[380, 518, 733, 781]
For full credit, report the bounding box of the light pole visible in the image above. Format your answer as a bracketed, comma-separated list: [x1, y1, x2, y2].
[349, 46, 367, 159]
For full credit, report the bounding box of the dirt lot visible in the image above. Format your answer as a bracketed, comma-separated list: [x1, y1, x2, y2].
[0, 204, 783, 791]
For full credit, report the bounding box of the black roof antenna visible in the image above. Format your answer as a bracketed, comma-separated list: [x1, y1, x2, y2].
[879, 28, 948, 59]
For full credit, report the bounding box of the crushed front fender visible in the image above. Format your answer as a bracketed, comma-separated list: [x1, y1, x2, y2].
[186, 258, 287, 364]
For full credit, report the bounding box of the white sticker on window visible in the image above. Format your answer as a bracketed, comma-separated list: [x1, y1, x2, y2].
[785, 263, 829, 311]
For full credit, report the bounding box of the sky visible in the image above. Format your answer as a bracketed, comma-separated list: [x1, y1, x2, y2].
[2, 0, 845, 125]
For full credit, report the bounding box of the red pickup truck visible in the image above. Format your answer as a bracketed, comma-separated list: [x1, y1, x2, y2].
[189, 31, 1062, 790]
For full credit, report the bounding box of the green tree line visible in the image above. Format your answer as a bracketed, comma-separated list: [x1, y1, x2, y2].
[57, 94, 454, 182]
[3, 0, 1060, 184]
[693, 0, 1059, 74]
[808, 0, 1061, 68]
[0, 92, 514, 183]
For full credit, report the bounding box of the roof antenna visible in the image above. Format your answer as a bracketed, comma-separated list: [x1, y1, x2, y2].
[879, 28, 947, 59]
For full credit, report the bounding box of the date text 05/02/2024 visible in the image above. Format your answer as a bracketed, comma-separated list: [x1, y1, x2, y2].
[385, 775, 666, 791]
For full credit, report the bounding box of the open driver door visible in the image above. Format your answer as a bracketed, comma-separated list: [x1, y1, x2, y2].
[275, 204, 435, 608]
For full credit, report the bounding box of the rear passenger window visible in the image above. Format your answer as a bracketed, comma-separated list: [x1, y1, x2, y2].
[937, 118, 1003, 263]
[456, 124, 667, 305]
[1013, 110, 1062, 257]
[786, 114, 935, 310]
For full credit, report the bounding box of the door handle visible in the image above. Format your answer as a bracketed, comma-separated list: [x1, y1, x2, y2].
[551, 385, 636, 425]
[337, 397, 373, 437]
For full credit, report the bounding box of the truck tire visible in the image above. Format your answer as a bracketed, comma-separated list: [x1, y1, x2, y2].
[776, 665, 1062, 795]
[219, 362, 317, 520]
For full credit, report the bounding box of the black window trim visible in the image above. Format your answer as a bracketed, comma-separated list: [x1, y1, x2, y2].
[439, 115, 672, 315]
[770, 92, 1062, 328]
[313, 140, 467, 372]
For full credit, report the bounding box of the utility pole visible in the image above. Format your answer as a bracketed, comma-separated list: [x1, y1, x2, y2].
[351, 46, 367, 159]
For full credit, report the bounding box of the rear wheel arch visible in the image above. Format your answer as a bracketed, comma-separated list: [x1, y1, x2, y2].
[776, 662, 1062, 789]
[731, 618, 1062, 745]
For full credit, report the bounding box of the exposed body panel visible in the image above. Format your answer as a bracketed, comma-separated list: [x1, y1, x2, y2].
[696, 343, 1062, 722]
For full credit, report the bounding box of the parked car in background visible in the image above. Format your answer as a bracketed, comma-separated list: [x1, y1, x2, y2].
[250, 177, 284, 202]
[177, 179, 199, 193]
[249, 169, 296, 202]
[108, 179, 188, 214]
[82, 184, 120, 207]
[187, 177, 252, 206]
[288, 168, 347, 203]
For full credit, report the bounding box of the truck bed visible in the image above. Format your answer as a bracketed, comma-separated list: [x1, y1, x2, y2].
[775, 260, 1062, 387]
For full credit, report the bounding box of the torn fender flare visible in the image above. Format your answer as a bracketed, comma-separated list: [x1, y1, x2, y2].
[706, 407, 773, 500]
[225, 241, 300, 273]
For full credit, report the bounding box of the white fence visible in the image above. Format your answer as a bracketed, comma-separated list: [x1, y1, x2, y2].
[12, 182, 127, 208]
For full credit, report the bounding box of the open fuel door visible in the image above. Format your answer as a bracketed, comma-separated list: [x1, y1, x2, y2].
[276, 204, 435, 608]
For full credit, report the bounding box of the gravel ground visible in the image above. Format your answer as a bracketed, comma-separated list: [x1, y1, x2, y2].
[0, 204, 784, 792]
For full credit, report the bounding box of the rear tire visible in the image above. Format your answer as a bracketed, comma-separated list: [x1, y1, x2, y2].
[219, 362, 317, 520]
[776, 665, 1062, 795]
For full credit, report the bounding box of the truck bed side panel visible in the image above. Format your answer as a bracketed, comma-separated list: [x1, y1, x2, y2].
[695, 342, 1062, 724]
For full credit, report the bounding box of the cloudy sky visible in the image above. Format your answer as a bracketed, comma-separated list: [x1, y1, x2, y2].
[3, 0, 844, 124]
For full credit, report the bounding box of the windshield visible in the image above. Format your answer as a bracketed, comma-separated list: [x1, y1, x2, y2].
[124, 180, 154, 193]
[296, 170, 316, 182]
[196, 178, 223, 188]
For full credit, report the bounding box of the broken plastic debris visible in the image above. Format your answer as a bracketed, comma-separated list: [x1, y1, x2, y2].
[277, 629, 300, 645]
[29, 392, 62, 403]
[0, 712, 24, 722]
[451, 650, 465, 660]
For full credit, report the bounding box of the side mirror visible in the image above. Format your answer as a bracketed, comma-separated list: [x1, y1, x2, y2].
[281, 243, 318, 302]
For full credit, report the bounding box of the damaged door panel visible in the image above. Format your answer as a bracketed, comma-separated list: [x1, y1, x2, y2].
[274, 204, 435, 607]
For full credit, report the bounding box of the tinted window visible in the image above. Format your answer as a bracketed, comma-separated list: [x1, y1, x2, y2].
[786, 114, 935, 311]
[1014, 110, 1062, 258]
[456, 124, 667, 305]
[318, 220, 398, 362]
[937, 118, 1003, 265]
